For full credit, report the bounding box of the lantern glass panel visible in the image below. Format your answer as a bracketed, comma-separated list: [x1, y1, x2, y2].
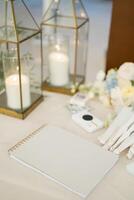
[74, 0, 88, 25]
[42, 0, 89, 94]
[43, 0, 88, 27]
[0, 0, 39, 43]
[19, 34, 42, 105]
[0, 46, 4, 92]
[0, 45, 24, 111]
[13, 0, 39, 41]
[0, 0, 16, 42]
[43, 0, 75, 27]
[0, 0, 43, 119]
[43, 26, 76, 89]
[76, 22, 89, 79]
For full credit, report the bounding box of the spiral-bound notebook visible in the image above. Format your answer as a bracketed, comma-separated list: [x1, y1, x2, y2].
[9, 125, 118, 198]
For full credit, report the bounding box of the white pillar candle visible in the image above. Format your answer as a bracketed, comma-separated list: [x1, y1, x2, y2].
[49, 51, 69, 86]
[5, 74, 31, 110]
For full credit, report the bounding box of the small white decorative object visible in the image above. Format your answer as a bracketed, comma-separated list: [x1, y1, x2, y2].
[98, 107, 133, 145]
[127, 144, 134, 159]
[6, 74, 31, 110]
[110, 87, 124, 112]
[72, 111, 103, 133]
[113, 134, 134, 155]
[67, 104, 90, 114]
[104, 115, 134, 151]
[98, 107, 134, 159]
[110, 122, 134, 152]
[70, 92, 90, 107]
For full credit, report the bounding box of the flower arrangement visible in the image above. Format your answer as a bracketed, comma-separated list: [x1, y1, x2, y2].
[79, 62, 134, 111]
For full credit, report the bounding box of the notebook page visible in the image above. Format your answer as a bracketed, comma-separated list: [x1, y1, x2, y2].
[9, 125, 118, 198]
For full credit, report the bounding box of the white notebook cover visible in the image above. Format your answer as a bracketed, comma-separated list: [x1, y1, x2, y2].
[9, 125, 118, 198]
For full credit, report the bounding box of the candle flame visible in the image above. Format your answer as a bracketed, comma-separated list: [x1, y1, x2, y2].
[16, 66, 19, 71]
[55, 44, 60, 51]
[80, 12, 86, 18]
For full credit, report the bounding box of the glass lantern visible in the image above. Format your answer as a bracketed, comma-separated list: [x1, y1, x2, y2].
[0, 0, 43, 119]
[41, 0, 89, 95]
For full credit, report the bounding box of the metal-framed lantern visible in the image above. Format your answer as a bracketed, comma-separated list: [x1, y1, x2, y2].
[0, 0, 43, 119]
[41, 0, 89, 95]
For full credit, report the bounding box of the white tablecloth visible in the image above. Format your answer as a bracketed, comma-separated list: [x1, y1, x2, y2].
[0, 92, 134, 200]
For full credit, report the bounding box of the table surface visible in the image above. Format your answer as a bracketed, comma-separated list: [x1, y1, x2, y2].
[0, 92, 134, 200]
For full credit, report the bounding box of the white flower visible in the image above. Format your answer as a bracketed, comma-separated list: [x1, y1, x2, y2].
[93, 80, 106, 95]
[118, 77, 131, 89]
[96, 70, 105, 81]
[107, 69, 116, 76]
[118, 62, 134, 80]
[110, 87, 122, 99]
[110, 87, 123, 104]
[110, 87, 124, 111]
[121, 86, 134, 106]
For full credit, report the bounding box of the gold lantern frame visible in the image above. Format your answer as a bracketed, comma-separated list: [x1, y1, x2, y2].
[0, 0, 43, 119]
[41, 0, 89, 95]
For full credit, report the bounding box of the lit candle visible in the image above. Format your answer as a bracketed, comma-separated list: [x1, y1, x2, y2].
[5, 74, 31, 110]
[49, 51, 69, 86]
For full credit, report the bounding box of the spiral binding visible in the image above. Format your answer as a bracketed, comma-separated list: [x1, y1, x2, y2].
[8, 124, 46, 154]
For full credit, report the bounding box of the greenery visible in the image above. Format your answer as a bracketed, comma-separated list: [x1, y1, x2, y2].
[131, 80, 134, 86]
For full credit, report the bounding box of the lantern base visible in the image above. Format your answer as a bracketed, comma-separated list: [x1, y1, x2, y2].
[0, 92, 44, 119]
[42, 75, 85, 95]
